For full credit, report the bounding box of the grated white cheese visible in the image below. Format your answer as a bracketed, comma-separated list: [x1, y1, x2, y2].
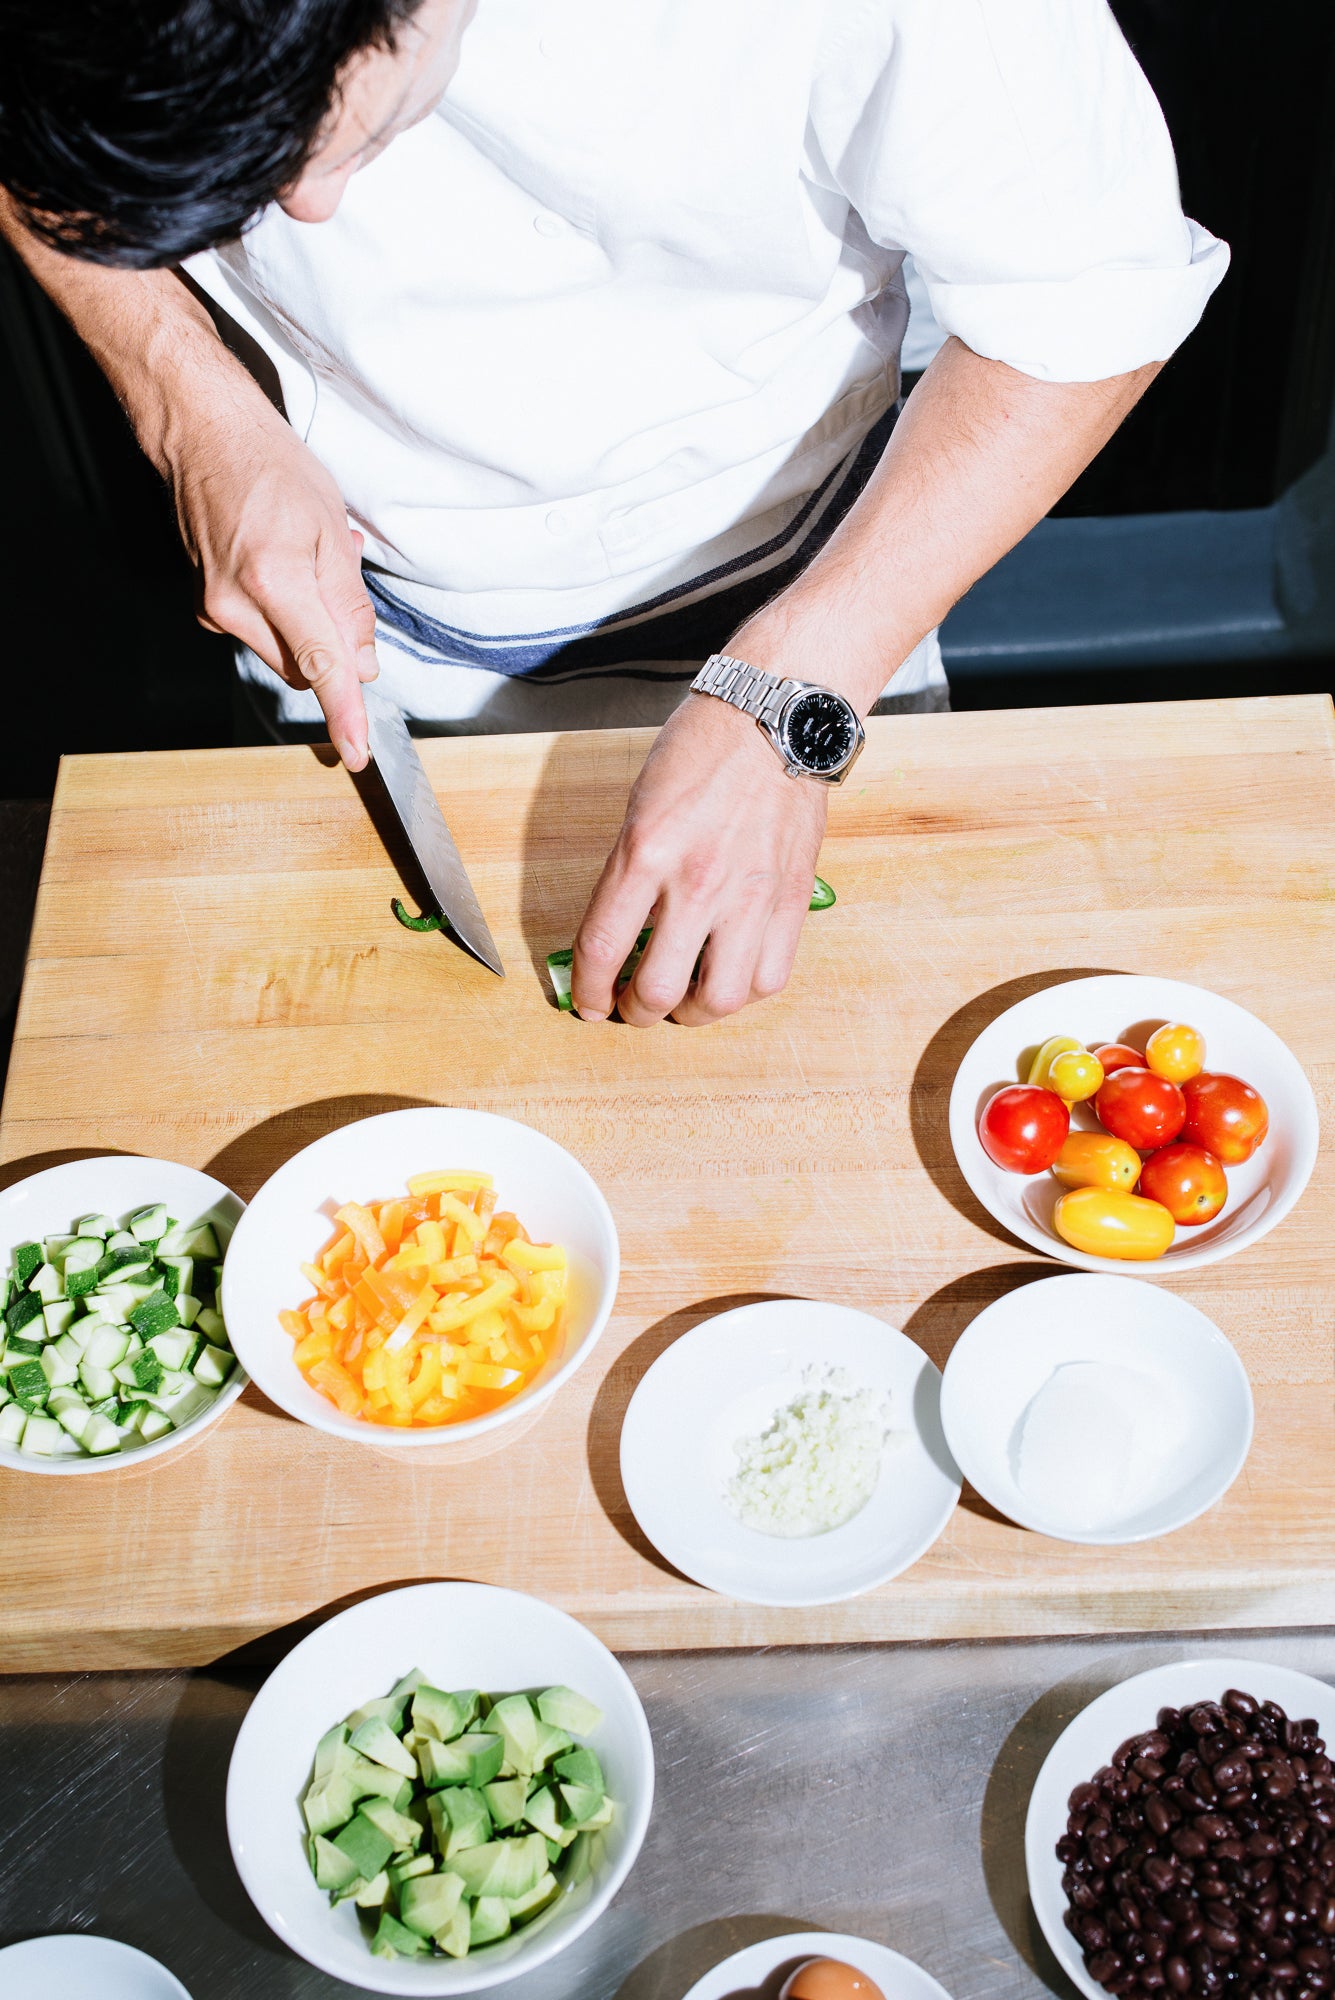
[724, 1365, 895, 1538]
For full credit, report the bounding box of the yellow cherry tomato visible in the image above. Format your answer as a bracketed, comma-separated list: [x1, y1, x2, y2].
[1026, 1035, 1082, 1086]
[1053, 1187, 1176, 1261]
[1051, 1131, 1142, 1192]
[1145, 1022, 1206, 1084]
[1048, 1049, 1105, 1103]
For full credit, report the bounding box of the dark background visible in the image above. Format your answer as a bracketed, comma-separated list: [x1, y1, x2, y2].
[0, 0, 1332, 794]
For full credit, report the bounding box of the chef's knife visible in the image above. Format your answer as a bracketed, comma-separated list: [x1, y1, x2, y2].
[362, 683, 504, 976]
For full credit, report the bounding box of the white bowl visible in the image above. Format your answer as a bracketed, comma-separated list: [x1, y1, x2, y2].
[226, 1581, 654, 1995]
[949, 974, 1319, 1274]
[221, 1108, 619, 1451]
[681, 1931, 954, 2000]
[0, 1156, 246, 1476]
[619, 1300, 962, 1607]
[1025, 1655, 1335, 2000]
[0, 1936, 192, 1999]
[938, 1274, 1253, 1544]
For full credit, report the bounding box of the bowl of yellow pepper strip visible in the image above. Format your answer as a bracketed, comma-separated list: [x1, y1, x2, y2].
[222, 1109, 619, 1453]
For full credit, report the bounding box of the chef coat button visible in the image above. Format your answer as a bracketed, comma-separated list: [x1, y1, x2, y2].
[538, 35, 556, 57]
[533, 213, 564, 238]
[545, 509, 570, 536]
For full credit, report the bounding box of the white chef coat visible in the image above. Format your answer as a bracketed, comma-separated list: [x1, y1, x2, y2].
[189, 0, 1228, 731]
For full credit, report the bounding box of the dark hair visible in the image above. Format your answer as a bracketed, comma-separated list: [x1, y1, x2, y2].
[0, 0, 424, 268]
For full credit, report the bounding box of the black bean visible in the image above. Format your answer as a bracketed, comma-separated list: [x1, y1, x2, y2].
[1228, 1692, 1262, 1719]
[1206, 1926, 1241, 1954]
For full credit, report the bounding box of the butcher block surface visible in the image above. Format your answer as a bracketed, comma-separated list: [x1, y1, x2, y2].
[1, 694, 1331, 1669]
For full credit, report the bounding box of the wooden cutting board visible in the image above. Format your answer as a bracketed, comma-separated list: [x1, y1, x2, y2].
[1, 695, 1332, 1670]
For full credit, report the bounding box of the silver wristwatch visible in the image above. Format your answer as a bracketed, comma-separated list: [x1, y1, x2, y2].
[690, 653, 866, 784]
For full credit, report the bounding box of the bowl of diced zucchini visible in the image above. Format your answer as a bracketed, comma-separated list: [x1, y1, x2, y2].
[0, 1156, 247, 1472]
[226, 1581, 654, 1994]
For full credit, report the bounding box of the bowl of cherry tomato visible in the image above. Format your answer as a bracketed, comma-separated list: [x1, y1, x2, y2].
[948, 975, 1318, 1273]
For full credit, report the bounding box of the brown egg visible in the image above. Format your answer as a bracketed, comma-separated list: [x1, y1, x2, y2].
[780, 1959, 887, 2000]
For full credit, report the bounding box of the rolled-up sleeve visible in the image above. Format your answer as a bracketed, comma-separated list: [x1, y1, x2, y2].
[811, 0, 1230, 383]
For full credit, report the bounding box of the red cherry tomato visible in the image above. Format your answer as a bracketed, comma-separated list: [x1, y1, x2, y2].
[1092, 1044, 1147, 1075]
[1138, 1143, 1228, 1225]
[1094, 1069, 1186, 1151]
[978, 1085, 1070, 1174]
[1179, 1072, 1269, 1165]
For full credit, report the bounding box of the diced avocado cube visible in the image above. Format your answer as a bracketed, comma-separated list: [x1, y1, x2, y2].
[551, 1837, 570, 1869]
[531, 1720, 574, 1770]
[44, 1303, 78, 1343]
[129, 1291, 181, 1341]
[469, 1896, 512, 1947]
[129, 1204, 169, 1245]
[348, 1716, 418, 1779]
[82, 1415, 122, 1455]
[302, 1772, 358, 1838]
[8, 1359, 49, 1410]
[482, 1777, 529, 1829]
[137, 1408, 173, 1442]
[569, 1794, 615, 1831]
[0, 1403, 25, 1446]
[399, 1870, 464, 1940]
[536, 1686, 604, 1738]
[418, 1731, 504, 1792]
[191, 1343, 234, 1387]
[312, 1722, 352, 1784]
[6, 1290, 44, 1335]
[38, 1344, 78, 1389]
[343, 1753, 413, 1809]
[451, 1833, 548, 1903]
[486, 1693, 541, 1778]
[559, 1782, 604, 1825]
[330, 1809, 395, 1882]
[355, 1869, 390, 1909]
[427, 1785, 492, 1859]
[435, 1902, 471, 1958]
[522, 1785, 571, 1847]
[310, 1833, 360, 1892]
[73, 1214, 113, 1240]
[18, 1412, 62, 1455]
[387, 1853, 435, 1891]
[370, 1912, 426, 1961]
[175, 1293, 201, 1329]
[554, 1746, 605, 1796]
[13, 1243, 42, 1288]
[562, 1829, 602, 1888]
[508, 1869, 561, 1924]
[357, 1795, 422, 1852]
[411, 1683, 469, 1744]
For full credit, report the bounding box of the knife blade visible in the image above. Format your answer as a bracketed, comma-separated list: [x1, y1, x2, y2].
[362, 684, 504, 976]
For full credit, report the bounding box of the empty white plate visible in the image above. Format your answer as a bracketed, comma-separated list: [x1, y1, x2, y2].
[619, 1300, 961, 1607]
[0, 1936, 191, 1999]
[681, 1930, 953, 2000]
[938, 1274, 1253, 1543]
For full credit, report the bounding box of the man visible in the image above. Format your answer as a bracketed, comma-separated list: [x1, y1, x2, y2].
[0, 0, 1227, 1026]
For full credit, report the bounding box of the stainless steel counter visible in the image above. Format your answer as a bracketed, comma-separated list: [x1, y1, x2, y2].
[2, 1631, 1333, 2000]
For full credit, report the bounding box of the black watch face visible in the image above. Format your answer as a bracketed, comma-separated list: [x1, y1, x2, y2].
[779, 689, 857, 773]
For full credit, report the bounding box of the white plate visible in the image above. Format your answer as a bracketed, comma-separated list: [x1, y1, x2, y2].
[226, 1581, 654, 1995]
[938, 1274, 1253, 1543]
[0, 1935, 191, 1998]
[619, 1300, 961, 1607]
[680, 1931, 953, 2000]
[221, 1107, 619, 1452]
[1025, 1656, 1335, 2000]
[0, 1157, 246, 1476]
[948, 974, 1319, 1274]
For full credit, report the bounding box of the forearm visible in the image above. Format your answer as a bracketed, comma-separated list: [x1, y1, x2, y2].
[733, 335, 1162, 706]
[0, 190, 275, 479]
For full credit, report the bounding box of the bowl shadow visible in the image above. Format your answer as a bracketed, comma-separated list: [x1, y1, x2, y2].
[203, 1092, 435, 1202]
[611, 1915, 826, 2000]
[587, 1293, 799, 1579]
[0, 1145, 135, 1195]
[910, 968, 1124, 1246]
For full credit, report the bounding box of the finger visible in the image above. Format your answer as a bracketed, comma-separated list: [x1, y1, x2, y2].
[570, 864, 657, 1022]
[319, 524, 380, 688]
[265, 574, 372, 769]
[668, 895, 773, 1027]
[617, 894, 713, 1028]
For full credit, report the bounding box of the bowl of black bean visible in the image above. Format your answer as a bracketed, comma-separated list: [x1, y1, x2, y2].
[1025, 1659, 1335, 2000]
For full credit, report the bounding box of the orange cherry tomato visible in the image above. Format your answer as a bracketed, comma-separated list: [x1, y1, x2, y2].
[1094, 1069, 1186, 1151]
[1093, 1044, 1146, 1074]
[1180, 1072, 1269, 1165]
[1052, 1187, 1176, 1260]
[1138, 1143, 1228, 1225]
[1048, 1049, 1104, 1103]
[1145, 1022, 1206, 1084]
[1051, 1132, 1142, 1193]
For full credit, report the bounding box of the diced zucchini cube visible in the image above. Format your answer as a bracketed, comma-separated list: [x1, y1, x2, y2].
[0, 1403, 26, 1446]
[129, 1204, 169, 1244]
[129, 1291, 180, 1341]
[29, 1262, 64, 1304]
[63, 1237, 105, 1273]
[105, 1230, 137, 1253]
[7, 1359, 49, 1410]
[175, 1293, 201, 1329]
[137, 1409, 173, 1442]
[13, 1243, 42, 1287]
[79, 1361, 116, 1401]
[83, 1414, 123, 1455]
[39, 1343, 79, 1389]
[65, 1267, 100, 1299]
[51, 1395, 90, 1444]
[192, 1343, 234, 1387]
[159, 1255, 193, 1296]
[84, 1326, 131, 1370]
[6, 1291, 44, 1336]
[43, 1235, 76, 1264]
[146, 1327, 193, 1371]
[45, 1305, 79, 1345]
[19, 1412, 62, 1455]
[194, 1305, 226, 1344]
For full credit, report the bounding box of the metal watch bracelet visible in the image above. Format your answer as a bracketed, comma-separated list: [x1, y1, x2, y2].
[690, 652, 803, 727]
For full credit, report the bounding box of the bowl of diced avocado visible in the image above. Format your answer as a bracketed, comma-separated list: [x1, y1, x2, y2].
[0, 1156, 247, 1473]
[226, 1581, 655, 1994]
